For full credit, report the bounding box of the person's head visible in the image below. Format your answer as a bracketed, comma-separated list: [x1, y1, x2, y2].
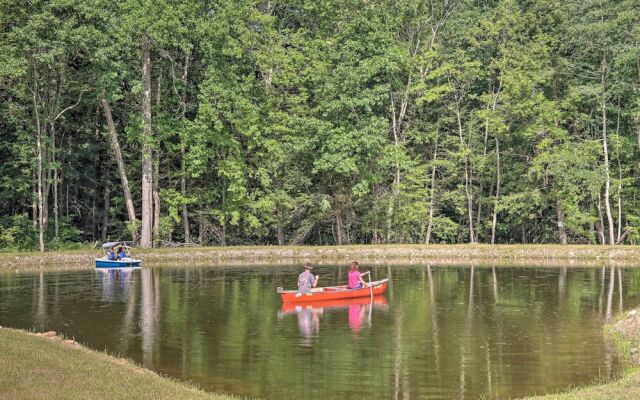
[304, 262, 313, 271]
[349, 261, 359, 272]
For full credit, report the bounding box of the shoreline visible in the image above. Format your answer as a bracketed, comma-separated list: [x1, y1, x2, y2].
[2, 244, 640, 272]
[0, 327, 238, 400]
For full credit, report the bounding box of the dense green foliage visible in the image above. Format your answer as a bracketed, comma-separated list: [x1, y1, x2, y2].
[1, 0, 639, 250]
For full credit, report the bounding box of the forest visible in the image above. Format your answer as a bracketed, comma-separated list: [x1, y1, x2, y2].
[0, 0, 639, 251]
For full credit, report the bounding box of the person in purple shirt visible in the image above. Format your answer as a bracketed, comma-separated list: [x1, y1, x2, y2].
[348, 261, 368, 289]
[297, 262, 319, 292]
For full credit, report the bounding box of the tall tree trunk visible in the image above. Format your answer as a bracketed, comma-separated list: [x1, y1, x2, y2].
[153, 69, 163, 246]
[276, 224, 284, 246]
[180, 53, 191, 243]
[51, 124, 59, 240]
[556, 197, 567, 245]
[153, 156, 160, 246]
[615, 97, 623, 242]
[32, 74, 45, 252]
[455, 102, 475, 243]
[425, 140, 438, 244]
[102, 168, 110, 242]
[386, 96, 404, 243]
[597, 194, 605, 245]
[180, 146, 190, 243]
[100, 98, 138, 241]
[335, 210, 343, 245]
[91, 181, 97, 242]
[140, 36, 154, 248]
[491, 137, 500, 244]
[32, 173, 37, 229]
[487, 84, 501, 245]
[600, 55, 615, 245]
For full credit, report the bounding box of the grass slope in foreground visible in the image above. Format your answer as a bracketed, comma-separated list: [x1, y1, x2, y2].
[0, 328, 240, 400]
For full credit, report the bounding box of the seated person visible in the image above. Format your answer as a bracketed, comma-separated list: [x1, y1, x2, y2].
[117, 247, 128, 260]
[348, 261, 368, 289]
[107, 249, 116, 261]
[297, 262, 319, 292]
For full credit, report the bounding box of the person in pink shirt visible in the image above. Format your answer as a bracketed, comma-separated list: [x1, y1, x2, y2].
[348, 261, 368, 289]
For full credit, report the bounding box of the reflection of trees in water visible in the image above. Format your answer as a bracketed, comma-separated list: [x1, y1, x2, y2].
[118, 271, 137, 354]
[459, 266, 475, 399]
[618, 267, 623, 313]
[13, 264, 640, 399]
[141, 268, 160, 367]
[427, 264, 442, 385]
[394, 302, 408, 400]
[34, 271, 46, 330]
[398, 265, 634, 399]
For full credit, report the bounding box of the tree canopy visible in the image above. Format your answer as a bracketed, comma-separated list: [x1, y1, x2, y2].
[1, 0, 639, 250]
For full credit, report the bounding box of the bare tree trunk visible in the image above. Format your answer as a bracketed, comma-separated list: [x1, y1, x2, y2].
[597, 194, 605, 245]
[152, 71, 161, 246]
[32, 74, 45, 252]
[455, 102, 475, 243]
[386, 97, 403, 243]
[51, 124, 59, 240]
[491, 137, 500, 244]
[102, 168, 110, 242]
[32, 173, 37, 229]
[335, 210, 343, 245]
[153, 156, 160, 246]
[180, 145, 190, 242]
[425, 140, 438, 244]
[43, 152, 51, 231]
[100, 98, 138, 241]
[487, 85, 501, 244]
[179, 53, 191, 243]
[556, 197, 567, 245]
[600, 55, 615, 245]
[277, 223, 284, 246]
[140, 36, 154, 248]
[91, 182, 97, 242]
[476, 123, 489, 239]
[615, 97, 623, 242]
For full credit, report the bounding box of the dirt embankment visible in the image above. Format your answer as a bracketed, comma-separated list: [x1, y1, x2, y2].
[2, 244, 640, 271]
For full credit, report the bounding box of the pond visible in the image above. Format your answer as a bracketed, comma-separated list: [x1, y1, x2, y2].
[0, 264, 638, 399]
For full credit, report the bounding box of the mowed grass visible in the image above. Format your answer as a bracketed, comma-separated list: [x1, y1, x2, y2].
[0, 328, 242, 400]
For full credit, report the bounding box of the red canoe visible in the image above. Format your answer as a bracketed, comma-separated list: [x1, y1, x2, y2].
[278, 278, 389, 303]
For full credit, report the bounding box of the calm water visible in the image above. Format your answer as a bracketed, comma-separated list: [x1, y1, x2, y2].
[1, 264, 638, 399]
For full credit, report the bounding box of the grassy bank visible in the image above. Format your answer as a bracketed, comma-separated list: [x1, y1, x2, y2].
[3, 244, 640, 272]
[0, 327, 239, 400]
[522, 371, 640, 400]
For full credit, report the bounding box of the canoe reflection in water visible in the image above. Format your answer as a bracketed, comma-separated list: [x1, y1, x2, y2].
[279, 296, 388, 344]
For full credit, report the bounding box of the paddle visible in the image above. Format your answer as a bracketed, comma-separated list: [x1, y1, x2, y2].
[363, 270, 373, 322]
[362, 271, 373, 300]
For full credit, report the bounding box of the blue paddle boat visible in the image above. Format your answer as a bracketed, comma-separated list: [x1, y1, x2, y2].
[95, 241, 142, 268]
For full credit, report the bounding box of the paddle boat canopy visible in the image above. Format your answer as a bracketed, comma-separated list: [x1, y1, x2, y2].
[277, 278, 389, 303]
[95, 241, 142, 268]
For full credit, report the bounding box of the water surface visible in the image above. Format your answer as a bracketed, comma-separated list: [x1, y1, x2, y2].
[0, 264, 638, 399]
